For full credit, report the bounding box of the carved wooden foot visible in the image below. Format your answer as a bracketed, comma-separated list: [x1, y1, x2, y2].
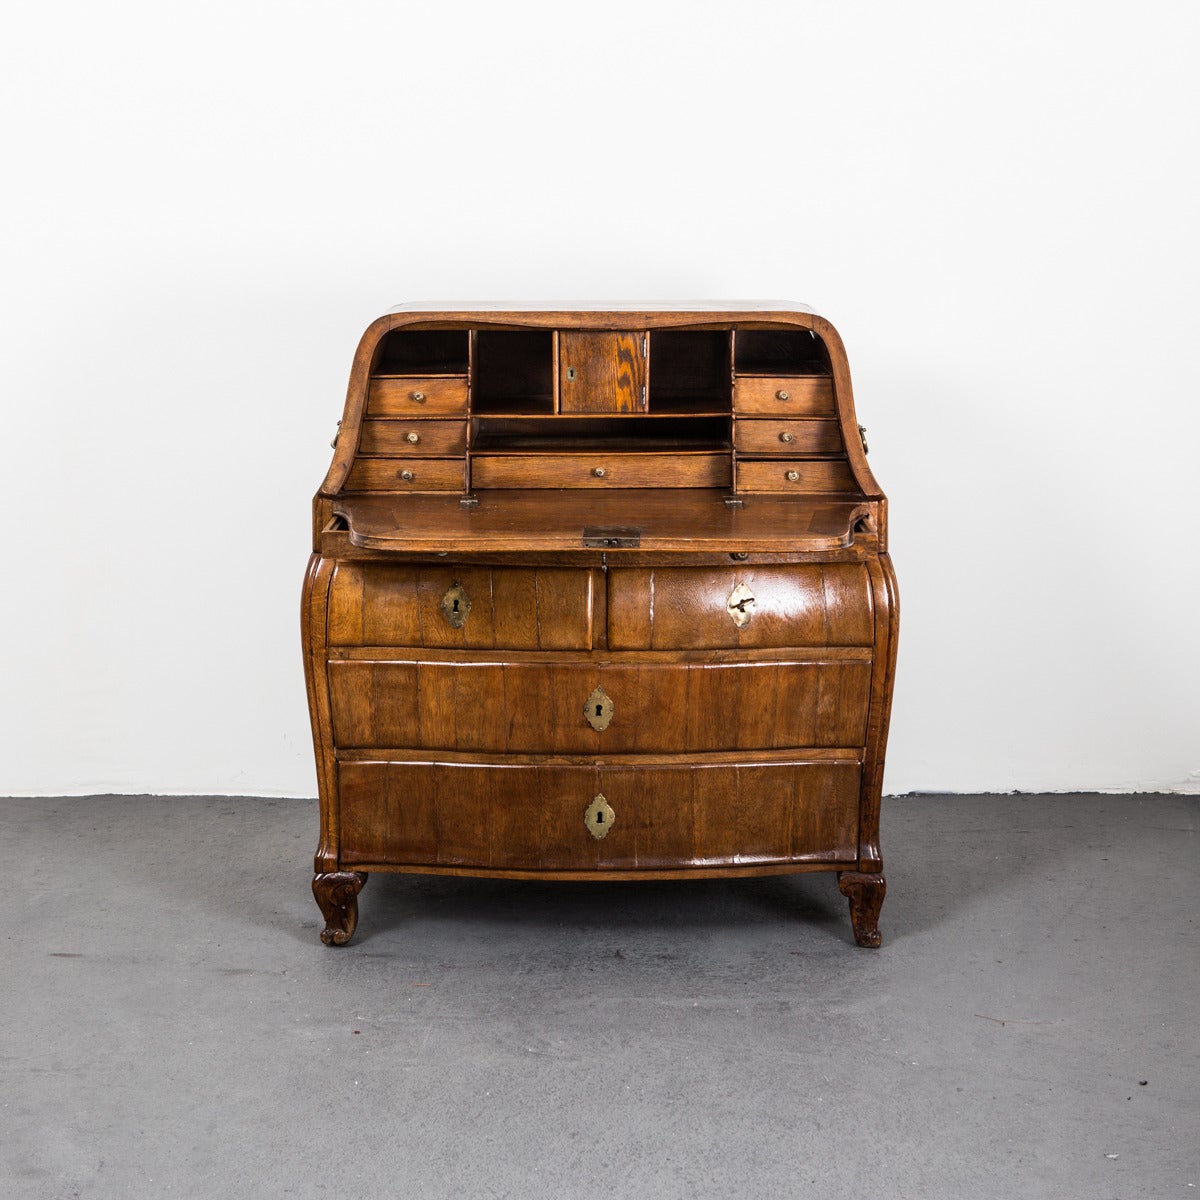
[838, 872, 886, 948]
[312, 872, 368, 946]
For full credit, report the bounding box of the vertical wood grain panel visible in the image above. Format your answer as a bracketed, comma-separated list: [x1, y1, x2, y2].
[326, 564, 364, 645]
[734, 765, 796, 863]
[327, 661, 375, 746]
[360, 566, 421, 645]
[559, 331, 647, 413]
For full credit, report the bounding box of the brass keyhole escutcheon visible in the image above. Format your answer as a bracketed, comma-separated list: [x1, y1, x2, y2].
[584, 686, 614, 732]
[441, 582, 471, 629]
[727, 582, 756, 628]
[585, 793, 615, 840]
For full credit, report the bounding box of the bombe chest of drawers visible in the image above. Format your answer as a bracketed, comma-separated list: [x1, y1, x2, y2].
[303, 304, 898, 947]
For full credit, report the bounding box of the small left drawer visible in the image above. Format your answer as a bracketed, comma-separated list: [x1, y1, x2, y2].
[367, 376, 468, 415]
[358, 419, 466, 457]
[342, 458, 465, 491]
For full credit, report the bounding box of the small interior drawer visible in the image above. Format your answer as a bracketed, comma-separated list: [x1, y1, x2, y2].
[367, 376, 468, 415]
[734, 418, 843, 456]
[736, 459, 858, 493]
[471, 452, 730, 489]
[358, 419, 467, 457]
[342, 458, 465, 492]
[733, 376, 834, 415]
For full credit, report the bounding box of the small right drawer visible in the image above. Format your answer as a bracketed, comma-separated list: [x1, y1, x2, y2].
[733, 376, 835, 415]
[735, 418, 843, 456]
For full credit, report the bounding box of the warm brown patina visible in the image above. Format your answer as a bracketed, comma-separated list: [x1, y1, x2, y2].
[304, 305, 897, 947]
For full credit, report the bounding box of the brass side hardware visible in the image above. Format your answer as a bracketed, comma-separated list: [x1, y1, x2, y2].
[566, 367, 577, 381]
[776, 389, 790, 401]
[592, 466, 607, 478]
[441, 582, 471, 628]
[786, 470, 800, 482]
[779, 431, 794, 443]
[859, 423, 869, 454]
[411, 390, 426, 403]
[400, 469, 414, 482]
[406, 431, 420, 444]
[727, 582, 756, 627]
[730, 551, 750, 561]
[330, 420, 341, 448]
[584, 686, 614, 732]
[585, 793, 615, 840]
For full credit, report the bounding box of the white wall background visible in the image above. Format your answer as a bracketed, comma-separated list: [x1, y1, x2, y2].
[3, 1, 1197, 797]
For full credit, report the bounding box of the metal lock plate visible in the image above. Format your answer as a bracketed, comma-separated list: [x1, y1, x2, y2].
[584, 686, 614, 732]
[441, 582, 471, 629]
[727, 582, 756, 627]
[585, 793, 615, 840]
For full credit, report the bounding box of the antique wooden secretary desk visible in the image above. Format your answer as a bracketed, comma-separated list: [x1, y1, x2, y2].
[303, 303, 898, 947]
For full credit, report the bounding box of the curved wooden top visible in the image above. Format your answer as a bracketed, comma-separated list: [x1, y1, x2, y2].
[318, 305, 884, 525]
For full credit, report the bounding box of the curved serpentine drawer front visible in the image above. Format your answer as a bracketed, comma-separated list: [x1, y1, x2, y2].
[326, 563, 596, 650]
[327, 656, 872, 753]
[336, 759, 862, 871]
[607, 564, 874, 649]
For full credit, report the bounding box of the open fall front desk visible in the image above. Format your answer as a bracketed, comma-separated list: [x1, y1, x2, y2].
[303, 305, 898, 947]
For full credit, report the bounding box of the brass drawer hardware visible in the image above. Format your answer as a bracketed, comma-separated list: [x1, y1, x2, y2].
[406, 430, 420, 444]
[858, 423, 869, 454]
[776, 389, 790, 401]
[727, 582, 756, 627]
[779, 431, 794, 443]
[584, 685, 614, 732]
[585, 793, 615, 840]
[441, 582, 471, 628]
[400, 469, 414, 482]
[786, 470, 800, 482]
[411, 390, 426, 403]
[330, 419, 341, 448]
[592, 466, 607, 478]
[582, 526, 641, 548]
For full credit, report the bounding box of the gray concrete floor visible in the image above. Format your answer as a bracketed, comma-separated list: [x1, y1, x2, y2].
[2, 793, 1197, 1200]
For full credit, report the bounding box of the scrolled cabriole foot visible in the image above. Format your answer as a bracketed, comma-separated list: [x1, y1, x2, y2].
[312, 872, 368, 946]
[838, 871, 886, 948]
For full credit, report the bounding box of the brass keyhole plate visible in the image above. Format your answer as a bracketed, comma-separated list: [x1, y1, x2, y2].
[585, 793, 615, 840]
[727, 582, 756, 628]
[584, 686, 614, 732]
[441, 582, 471, 629]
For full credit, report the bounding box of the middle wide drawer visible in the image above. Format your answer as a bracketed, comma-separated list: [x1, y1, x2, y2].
[327, 655, 872, 753]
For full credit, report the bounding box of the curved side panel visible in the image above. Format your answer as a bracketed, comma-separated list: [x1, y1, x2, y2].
[858, 552, 899, 871]
[810, 315, 885, 509]
[302, 553, 341, 872]
[319, 313, 395, 497]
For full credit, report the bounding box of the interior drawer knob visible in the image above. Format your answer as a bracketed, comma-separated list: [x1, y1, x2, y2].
[400, 469, 415, 482]
[411, 390, 426, 403]
[406, 431, 420, 444]
[584, 686, 614, 732]
[592, 466, 607, 478]
[779, 431, 794, 443]
[776, 389, 790, 401]
[786, 469, 800, 482]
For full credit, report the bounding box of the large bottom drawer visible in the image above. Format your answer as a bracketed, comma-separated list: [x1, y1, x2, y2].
[337, 759, 861, 871]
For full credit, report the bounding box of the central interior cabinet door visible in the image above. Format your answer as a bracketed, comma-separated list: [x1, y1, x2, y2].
[559, 331, 648, 412]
